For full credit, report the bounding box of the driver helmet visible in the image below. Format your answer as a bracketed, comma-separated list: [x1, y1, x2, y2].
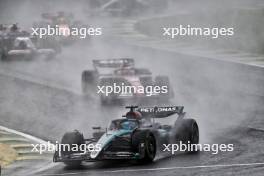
[120, 121, 137, 130]
[10, 24, 18, 32]
[120, 121, 130, 130]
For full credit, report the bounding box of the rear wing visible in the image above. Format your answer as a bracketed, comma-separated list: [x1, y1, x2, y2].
[137, 106, 184, 118]
[92, 58, 134, 69]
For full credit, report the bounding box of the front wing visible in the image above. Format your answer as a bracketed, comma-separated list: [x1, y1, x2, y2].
[53, 142, 146, 162]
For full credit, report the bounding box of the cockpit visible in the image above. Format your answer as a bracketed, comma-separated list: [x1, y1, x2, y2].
[13, 37, 35, 50]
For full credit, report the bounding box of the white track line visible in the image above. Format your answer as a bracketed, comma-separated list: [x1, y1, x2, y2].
[0, 125, 47, 144]
[41, 162, 264, 176]
[0, 125, 60, 175]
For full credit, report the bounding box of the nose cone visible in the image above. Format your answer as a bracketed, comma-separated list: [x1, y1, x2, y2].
[90, 130, 130, 159]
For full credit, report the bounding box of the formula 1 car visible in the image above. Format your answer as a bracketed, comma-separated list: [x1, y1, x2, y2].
[53, 106, 199, 167]
[41, 11, 75, 24]
[81, 58, 174, 105]
[33, 12, 84, 44]
[0, 24, 60, 60]
[0, 36, 56, 60]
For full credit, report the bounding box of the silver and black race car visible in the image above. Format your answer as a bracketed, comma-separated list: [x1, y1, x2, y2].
[0, 37, 56, 60]
[81, 58, 174, 105]
[0, 24, 60, 60]
[53, 106, 199, 167]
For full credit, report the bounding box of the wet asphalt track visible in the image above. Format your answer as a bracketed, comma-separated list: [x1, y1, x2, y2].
[0, 8, 263, 174]
[0, 36, 264, 176]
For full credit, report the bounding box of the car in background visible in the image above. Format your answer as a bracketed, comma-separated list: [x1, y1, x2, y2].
[0, 24, 60, 60]
[0, 37, 56, 60]
[81, 58, 174, 105]
[33, 11, 85, 45]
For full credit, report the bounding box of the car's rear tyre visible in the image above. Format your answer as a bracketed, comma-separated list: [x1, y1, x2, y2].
[132, 130, 156, 163]
[61, 130, 85, 167]
[174, 119, 199, 152]
[81, 70, 95, 93]
[0, 49, 7, 61]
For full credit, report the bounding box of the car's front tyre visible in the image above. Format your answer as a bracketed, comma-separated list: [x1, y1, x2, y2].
[132, 130, 156, 163]
[61, 130, 85, 168]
